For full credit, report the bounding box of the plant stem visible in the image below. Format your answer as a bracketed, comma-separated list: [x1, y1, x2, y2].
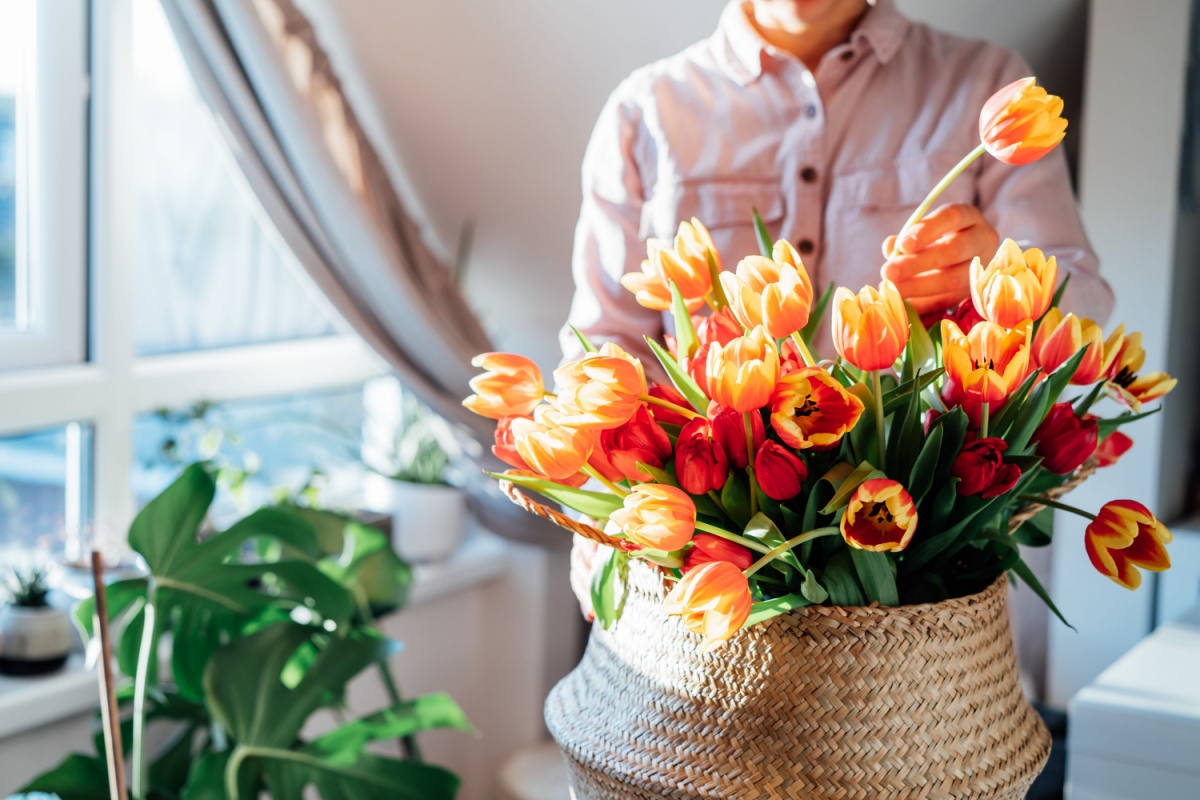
[872, 370, 887, 474]
[1019, 495, 1096, 521]
[889, 142, 988, 258]
[707, 490, 727, 515]
[378, 661, 422, 762]
[694, 520, 773, 555]
[640, 393, 703, 420]
[706, 250, 729, 311]
[744, 413, 760, 517]
[981, 401, 990, 439]
[789, 331, 817, 368]
[743, 527, 840, 577]
[131, 584, 157, 800]
[581, 465, 629, 496]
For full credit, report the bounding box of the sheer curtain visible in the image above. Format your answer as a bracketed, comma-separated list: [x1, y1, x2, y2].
[157, 0, 561, 545]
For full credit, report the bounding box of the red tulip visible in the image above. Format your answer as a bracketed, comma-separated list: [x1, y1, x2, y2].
[682, 533, 754, 574]
[711, 406, 765, 470]
[754, 440, 808, 501]
[1095, 431, 1133, 468]
[951, 437, 1021, 498]
[592, 404, 673, 483]
[646, 384, 693, 427]
[1032, 403, 1098, 475]
[675, 418, 729, 495]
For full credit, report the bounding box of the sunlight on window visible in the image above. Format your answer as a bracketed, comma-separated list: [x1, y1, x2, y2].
[0, 0, 33, 330]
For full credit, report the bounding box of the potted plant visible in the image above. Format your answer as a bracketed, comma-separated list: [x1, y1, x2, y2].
[0, 566, 72, 676]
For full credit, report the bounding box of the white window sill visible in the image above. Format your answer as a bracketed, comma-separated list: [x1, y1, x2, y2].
[0, 529, 510, 740]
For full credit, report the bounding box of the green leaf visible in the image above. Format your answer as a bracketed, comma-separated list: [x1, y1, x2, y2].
[645, 336, 709, 413]
[1009, 346, 1090, 453]
[801, 568, 829, 604]
[822, 551, 866, 606]
[1012, 556, 1074, 629]
[1073, 380, 1107, 418]
[636, 461, 678, 488]
[320, 522, 413, 616]
[720, 471, 753, 528]
[669, 280, 699, 364]
[907, 425, 943, 504]
[18, 753, 110, 800]
[798, 282, 836, 348]
[1097, 407, 1161, 438]
[752, 207, 773, 256]
[901, 300, 936, 379]
[128, 463, 216, 575]
[820, 461, 881, 514]
[73, 576, 147, 640]
[487, 471, 624, 519]
[150, 722, 204, 796]
[590, 547, 628, 630]
[744, 593, 810, 627]
[887, 368, 925, 483]
[706, 250, 731, 309]
[569, 323, 598, 354]
[743, 512, 802, 572]
[881, 369, 943, 415]
[311, 693, 473, 753]
[261, 745, 460, 800]
[183, 751, 247, 800]
[1011, 506, 1054, 547]
[988, 369, 1041, 439]
[850, 548, 899, 606]
[929, 408, 968, 491]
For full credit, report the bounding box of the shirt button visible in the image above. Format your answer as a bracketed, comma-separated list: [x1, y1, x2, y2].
[840, 50, 854, 62]
[804, 104, 818, 119]
[800, 167, 818, 183]
[797, 239, 815, 255]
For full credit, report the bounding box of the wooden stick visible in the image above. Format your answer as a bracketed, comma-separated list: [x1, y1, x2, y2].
[92, 551, 128, 800]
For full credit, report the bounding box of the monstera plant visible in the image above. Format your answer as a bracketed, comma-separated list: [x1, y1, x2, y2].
[18, 463, 469, 800]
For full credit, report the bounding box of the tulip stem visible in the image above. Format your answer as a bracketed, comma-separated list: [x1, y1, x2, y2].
[744, 413, 760, 517]
[694, 520, 774, 555]
[1019, 495, 1096, 521]
[789, 331, 817, 369]
[890, 142, 988, 258]
[707, 490, 728, 515]
[641, 394, 703, 421]
[581, 465, 629, 497]
[871, 370, 887, 474]
[743, 527, 840, 578]
[981, 401, 990, 439]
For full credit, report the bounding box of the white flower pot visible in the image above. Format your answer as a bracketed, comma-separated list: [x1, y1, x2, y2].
[0, 605, 73, 676]
[391, 481, 466, 564]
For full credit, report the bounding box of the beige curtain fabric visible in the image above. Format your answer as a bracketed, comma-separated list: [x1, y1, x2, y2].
[159, 0, 562, 545]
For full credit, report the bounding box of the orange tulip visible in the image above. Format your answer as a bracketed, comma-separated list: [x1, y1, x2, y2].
[463, 353, 544, 419]
[662, 560, 752, 653]
[1032, 308, 1108, 385]
[619, 220, 715, 313]
[979, 77, 1067, 166]
[509, 403, 594, 482]
[1103, 326, 1177, 412]
[770, 367, 864, 451]
[705, 325, 780, 413]
[840, 478, 919, 553]
[831, 280, 909, 371]
[553, 342, 648, 430]
[610, 483, 696, 552]
[719, 240, 814, 339]
[941, 319, 1032, 408]
[1085, 500, 1172, 590]
[970, 239, 1057, 329]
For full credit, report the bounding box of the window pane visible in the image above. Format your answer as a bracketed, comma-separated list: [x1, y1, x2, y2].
[0, 0, 33, 330]
[132, 0, 339, 356]
[0, 424, 91, 559]
[132, 386, 368, 527]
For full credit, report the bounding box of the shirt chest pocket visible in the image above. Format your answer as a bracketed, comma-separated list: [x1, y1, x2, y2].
[640, 179, 784, 261]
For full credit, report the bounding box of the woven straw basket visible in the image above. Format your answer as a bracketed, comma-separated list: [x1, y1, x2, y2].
[545, 562, 1050, 799]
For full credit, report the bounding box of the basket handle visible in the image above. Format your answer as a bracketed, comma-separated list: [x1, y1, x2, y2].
[499, 480, 626, 549]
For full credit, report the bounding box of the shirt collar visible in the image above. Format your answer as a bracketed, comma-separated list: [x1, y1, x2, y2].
[714, 0, 910, 86]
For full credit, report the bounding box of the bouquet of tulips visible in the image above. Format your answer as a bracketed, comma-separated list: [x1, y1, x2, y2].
[463, 78, 1176, 652]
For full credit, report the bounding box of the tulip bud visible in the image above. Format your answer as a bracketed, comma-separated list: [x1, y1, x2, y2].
[510, 404, 594, 482]
[951, 437, 1021, 498]
[718, 241, 814, 339]
[675, 418, 729, 495]
[970, 239, 1057, 329]
[620, 221, 714, 313]
[663, 560, 751, 652]
[1085, 500, 1172, 590]
[1095, 430, 1133, 468]
[596, 405, 673, 483]
[610, 484, 696, 552]
[979, 78, 1067, 166]
[554, 342, 648, 430]
[831, 281, 909, 371]
[1032, 403, 1098, 475]
[841, 478, 919, 553]
[682, 533, 754, 574]
[646, 384, 693, 427]
[711, 406, 765, 470]
[463, 353, 545, 419]
[754, 441, 808, 501]
[705, 326, 780, 413]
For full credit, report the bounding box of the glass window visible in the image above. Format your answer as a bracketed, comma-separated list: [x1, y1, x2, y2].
[132, 386, 369, 527]
[0, 0, 33, 330]
[132, 0, 339, 356]
[0, 424, 91, 560]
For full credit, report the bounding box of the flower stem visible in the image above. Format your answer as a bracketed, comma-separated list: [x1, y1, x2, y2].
[981, 401, 990, 439]
[872, 370, 887, 474]
[707, 490, 728, 515]
[131, 583, 158, 800]
[743, 527, 840, 577]
[890, 142, 988, 258]
[1019, 495, 1096, 521]
[581, 465, 629, 497]
[640, 393, 703, 421]
[789, 331, 817, 368]
[744, 413, 760, 517]
[694, 520, 773, 555]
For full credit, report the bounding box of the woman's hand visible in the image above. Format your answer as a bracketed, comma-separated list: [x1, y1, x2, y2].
[880, 203, 1000, 315]
[570, 533, 601, 622]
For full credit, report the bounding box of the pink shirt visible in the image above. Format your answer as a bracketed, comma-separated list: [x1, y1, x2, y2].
[561, 0, 1112, 367]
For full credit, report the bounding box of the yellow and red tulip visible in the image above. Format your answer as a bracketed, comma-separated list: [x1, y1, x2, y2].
[463, 353, 545, 419]
[554, 342, 648, 430]
[832, 280, 909, 372]
[1032, 308, 1108, 385]
[610, 483, 697, 552]
[970, 239, 1057, 329]
[719, 240, 814, 339]
[770, 367, 864, 451]
[1085, 500, 1172, 590]
[941, 319, 1032, 414]
[620, 220, 715, 312]
[705, 325, 780, 413]
[509, 403, 594, 482]
[841, 478, 919, 553]
[663, 560, 752, 652]
[979, 78, 1068, 166]
[1103, 326, 1178, 412]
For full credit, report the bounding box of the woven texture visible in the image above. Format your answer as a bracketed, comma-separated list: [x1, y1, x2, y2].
[546, 563, 1050, 799]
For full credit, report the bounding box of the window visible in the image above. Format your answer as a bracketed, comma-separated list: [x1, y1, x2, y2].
[0, 424, 91, 557]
